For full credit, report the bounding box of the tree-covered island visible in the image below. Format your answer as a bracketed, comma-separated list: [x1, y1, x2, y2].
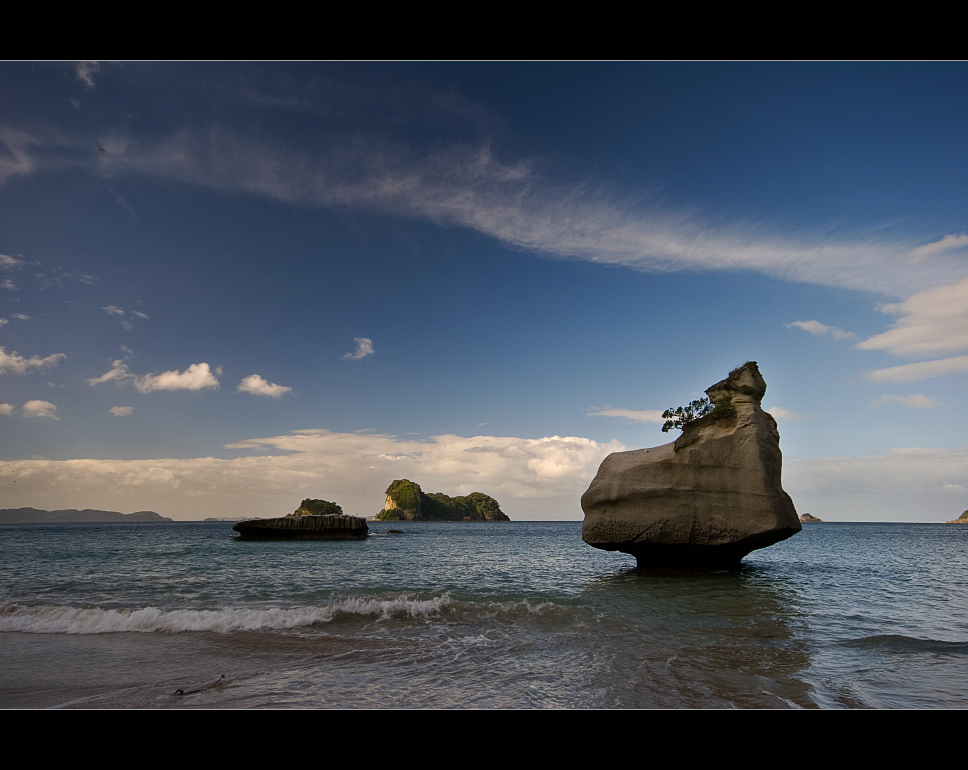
[377, 479, 510, 521]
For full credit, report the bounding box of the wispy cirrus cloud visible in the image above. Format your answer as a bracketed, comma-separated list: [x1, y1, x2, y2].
[100, 306, 148, 330]
[343, 337, 374, 360]
[858, 276, 968, 358]
[587, 407, 665, 423]
[787, 320, 858, 342]
[862, 356, 968, 383]
[4, 123, 966, 297]
[237, 374, 292, 398]
[88, 360, 220, 393]
[74, 61, 101, 89]
[0, 347, 65, 375]
[109, 406, 133, 416]
[767, 407, 807, 421]
[908, 233, 968, 263]
[859, 276, 968, 383]
[870, 394, 942, 409]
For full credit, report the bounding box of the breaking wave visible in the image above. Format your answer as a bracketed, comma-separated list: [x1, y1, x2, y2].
[0, 594, 456, 635]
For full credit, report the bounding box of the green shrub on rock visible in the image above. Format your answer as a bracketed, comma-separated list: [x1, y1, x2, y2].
[290, 499, 343, 517]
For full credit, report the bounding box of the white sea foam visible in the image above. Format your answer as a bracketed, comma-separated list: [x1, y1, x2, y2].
[0, 594, 456, 635]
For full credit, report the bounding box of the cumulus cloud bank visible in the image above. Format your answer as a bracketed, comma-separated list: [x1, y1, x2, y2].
[0, 429, 624, 520]
[784, 448, 968, 521]
[237, 374, 292, 398]
[1, 427, 964, 522]
[88, 360, 220, 392]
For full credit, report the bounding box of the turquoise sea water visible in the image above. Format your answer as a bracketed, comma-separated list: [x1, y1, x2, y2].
[2, 521, 967, 708]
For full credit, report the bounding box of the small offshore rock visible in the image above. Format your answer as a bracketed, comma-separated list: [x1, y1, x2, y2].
[233, 511, 367, 541]
[800, 513, 823, 522]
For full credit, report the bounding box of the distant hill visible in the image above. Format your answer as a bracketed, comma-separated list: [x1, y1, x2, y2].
[0, 507, 172, 523]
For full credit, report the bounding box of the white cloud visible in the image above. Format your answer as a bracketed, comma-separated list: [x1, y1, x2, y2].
[0, 429, 624, 520]
[109, 406, 133, 417]
[1, 280, 16, 290]
[786, 320, 858, 342]
[75, 61, 100, 89]
[587, 407, 666, 423]
[11, 314, 29, 321]
[343, 337, 374, 360]
[87, 359, 131, 386]
[858, 276, 968, 358]
[0, 254, 24, 269]
[0, 403, 13, 416]
[0, 318, 7, 326]
[908, 233, 968, 263]
[131, 310, 149, 320]
[135, 363, 219, 393]
[6, 123, 963, 297]
[102, 305, 125, 316]
[767, 407, 807, 421]
[0, 347, 65, 375]
[862, 355, 968, 383]
[22, 400, 57, 419]
[870, 394, 942, 409]
[785, 448, 968, 522]
[88, 360, 220, 392]
[237, 374, 292, 398]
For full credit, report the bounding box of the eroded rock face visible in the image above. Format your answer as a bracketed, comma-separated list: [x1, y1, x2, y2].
[581, 362, 800, 572]
[233, 513, 368, 540]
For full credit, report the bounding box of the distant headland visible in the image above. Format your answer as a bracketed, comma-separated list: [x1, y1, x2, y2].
[947, 511, 968, 524]
[0, 508, 172, 523]
[377, 480, 510, 521]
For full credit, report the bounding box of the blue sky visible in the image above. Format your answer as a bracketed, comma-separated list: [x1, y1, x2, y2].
[2, 62, 967, 521]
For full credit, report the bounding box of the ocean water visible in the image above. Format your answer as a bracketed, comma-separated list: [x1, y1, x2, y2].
[1, 520, 967, 708]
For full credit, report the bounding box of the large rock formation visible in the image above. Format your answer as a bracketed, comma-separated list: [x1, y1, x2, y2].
[377, 479, 510, 521]
[581, 362, 800, 572]
[233, 499, 367, 540]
